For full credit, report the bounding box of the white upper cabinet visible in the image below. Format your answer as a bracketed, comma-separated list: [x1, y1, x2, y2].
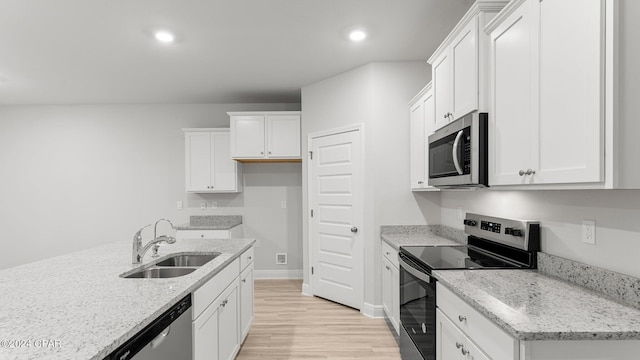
[229, 111, 301, 161]
[428, 0, 508, 130]
[409, 82, 438, 191]
[487, 0, 605, 187]
[183, 129, 242, 193]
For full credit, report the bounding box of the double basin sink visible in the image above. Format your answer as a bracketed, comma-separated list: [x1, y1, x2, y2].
[123, 253, 221, 279]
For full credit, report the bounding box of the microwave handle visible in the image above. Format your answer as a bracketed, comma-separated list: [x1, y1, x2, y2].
[452, 130, 464, 175]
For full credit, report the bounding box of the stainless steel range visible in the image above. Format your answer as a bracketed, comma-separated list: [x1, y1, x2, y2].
[398, 213, 540, 360]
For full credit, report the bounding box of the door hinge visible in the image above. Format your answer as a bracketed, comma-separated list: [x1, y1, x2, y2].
[310, 209, 314, 217]
[308, 151, 313, 160]
[311, 266, 314, 275]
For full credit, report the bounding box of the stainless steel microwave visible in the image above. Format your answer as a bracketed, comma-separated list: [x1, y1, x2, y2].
[427, 112, 488, 188]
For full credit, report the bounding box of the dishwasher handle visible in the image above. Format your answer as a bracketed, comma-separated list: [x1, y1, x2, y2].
[149, 326, 171, 349]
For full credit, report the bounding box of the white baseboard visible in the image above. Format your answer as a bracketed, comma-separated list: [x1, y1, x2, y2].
[301, 282, 313, 296]
[254, 269, 303, 279]
[361, 302, 385, 318]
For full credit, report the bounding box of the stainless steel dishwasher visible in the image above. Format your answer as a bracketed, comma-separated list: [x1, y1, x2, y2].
[104, 294, 193, 360]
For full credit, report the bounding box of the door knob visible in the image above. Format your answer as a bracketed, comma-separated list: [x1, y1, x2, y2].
[350, 227, 358, 233]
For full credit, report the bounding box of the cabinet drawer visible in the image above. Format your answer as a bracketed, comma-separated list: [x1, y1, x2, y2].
[193, 258, 240, 320]
[240, 247, 254, 270]
[437, 282, 518, 360]
[176, 229, 230, 240]
[381, 241, 399, 269]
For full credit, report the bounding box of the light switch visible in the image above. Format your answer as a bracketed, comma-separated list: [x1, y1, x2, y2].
[200, 201, 207, 210]
[281, 201, 287, 209]
[177, 201, 183, 210]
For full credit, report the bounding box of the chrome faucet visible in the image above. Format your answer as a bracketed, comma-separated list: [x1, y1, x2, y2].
[132, 219, 177, 264]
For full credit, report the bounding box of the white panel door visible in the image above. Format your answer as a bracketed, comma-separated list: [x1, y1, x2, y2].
[218, 283, 239, 360]
[451, 16, 479, 119]
[193, 300, 219, 360]
[185, 132, 212, 192]
[211, 131, 237, 191]
[231, 115, 265, 158]
[410, 98, 426, 189]
[310, 129, 363, 310]
[239, 263, 254, 341]
[489, 0, 534, 186]
[534, 0, 603, 184]
[433, 51, 452, 130]
[436, 309, 465, 360]
[267, 115, 301, 158]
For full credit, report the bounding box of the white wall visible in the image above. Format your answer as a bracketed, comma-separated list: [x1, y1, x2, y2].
[0, 103, 302, 273]
[437, 0, 640, 279]
[301, 62, 440, 309]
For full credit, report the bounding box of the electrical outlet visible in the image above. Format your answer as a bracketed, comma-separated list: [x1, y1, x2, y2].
[281, 201, 287, 209]
[211, 201, 217, 209]
[176, 201, 183, 210]
[200, 201, 207, 210]
[457, 207, 464, 220]
[582, 220, 596, 245]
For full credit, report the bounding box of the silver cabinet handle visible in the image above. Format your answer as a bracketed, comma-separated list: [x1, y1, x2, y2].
[519, 170, 526, 176]
[242, 278, 246, 283]
[417, 181, 424, 184]
[248, 256, 252, 260]
[456, 342, 463, 349]
[461, 347, 469, 356]
[221, 299, 228, 308]
[458, 315, 467, 322]
[452, 130, 464, 175]
[526, 168, 536, 175]
[350, 227, 358, 233]
[385, 265, 390, 270]
[268, 151, 272, 154]
[201, 234, 204, 238]
[385, 251, 390, 256]
[260, 151, 264, 155]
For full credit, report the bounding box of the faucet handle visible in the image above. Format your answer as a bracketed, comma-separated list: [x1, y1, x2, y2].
[134, 224, 152, 240]
[151, 244, 161, 258]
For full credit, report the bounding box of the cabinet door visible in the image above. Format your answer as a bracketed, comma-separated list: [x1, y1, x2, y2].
[266, 115, 301, 158]
[185, 132, 212, 192]
[193, 300, 219, 360]
[240, 263, 254, 342]
[382, 256, 393, 324]
[533, 0, 603, 184]
[211, 131, 238, 191]
[218, 282, 240, 360]
[489, 0, 535, 186]
[436, 309, 465, 360]
[451, 16, 479, 119]
[465, 338, 491, 360]
[231, 116, 265, 158]
[432, 51, 452, 130]
[390, 262, 400, 336]
[410, 98, 426, 189]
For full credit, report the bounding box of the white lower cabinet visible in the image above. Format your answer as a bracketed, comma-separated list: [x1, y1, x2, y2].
[239, 247, 255, 342]
[176, 226, 243, 241]
[437, 282, 640, 360]
[381, 241, 399, 335]
[437, 309, 490, 360]
[192, 257, 246, 360]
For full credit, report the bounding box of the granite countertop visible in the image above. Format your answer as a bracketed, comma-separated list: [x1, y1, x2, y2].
[175, 215, 242, 230]
[433, 269, 640, 341]
[0, 237, 255, 360]
[380, 225, 465, 250]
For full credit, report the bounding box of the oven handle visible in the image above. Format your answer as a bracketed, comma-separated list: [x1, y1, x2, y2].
[452, 129, 464, 175]
[399, 254, 433, 283]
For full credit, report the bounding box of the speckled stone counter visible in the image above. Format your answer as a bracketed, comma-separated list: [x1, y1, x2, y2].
[433, 269, 640, 341]
[175, 215, 242, 230]
[0, 237, 254, 360]
[380, 225, 465, 250]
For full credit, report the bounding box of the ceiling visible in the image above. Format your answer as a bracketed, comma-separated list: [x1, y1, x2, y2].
[0, 0, 473, 105]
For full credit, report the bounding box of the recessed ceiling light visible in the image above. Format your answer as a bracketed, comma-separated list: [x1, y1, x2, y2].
[154, 30, 175, 44]
[349, 29, 367, 42]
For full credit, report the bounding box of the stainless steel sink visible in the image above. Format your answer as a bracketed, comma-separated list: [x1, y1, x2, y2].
[155, 253, 221, 267]
[123, 267, 197, 279]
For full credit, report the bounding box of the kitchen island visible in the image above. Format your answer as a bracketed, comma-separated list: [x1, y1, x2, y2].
[0, 238, 254, 360]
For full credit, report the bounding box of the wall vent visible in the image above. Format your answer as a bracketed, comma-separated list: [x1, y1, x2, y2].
[276, 253, 288, 265]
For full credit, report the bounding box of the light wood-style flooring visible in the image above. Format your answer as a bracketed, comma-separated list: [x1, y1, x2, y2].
[236, 279, 401, 360]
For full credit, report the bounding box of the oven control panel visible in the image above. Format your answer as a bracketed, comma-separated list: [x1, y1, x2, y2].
[463, 213, 540, 251]
[480, 221, 501, 233]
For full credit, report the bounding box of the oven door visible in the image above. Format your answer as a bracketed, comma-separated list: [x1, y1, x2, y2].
[399, 253, 436, 360]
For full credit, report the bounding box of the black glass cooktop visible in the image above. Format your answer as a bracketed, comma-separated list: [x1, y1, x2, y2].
[400, 244, 523, 272]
